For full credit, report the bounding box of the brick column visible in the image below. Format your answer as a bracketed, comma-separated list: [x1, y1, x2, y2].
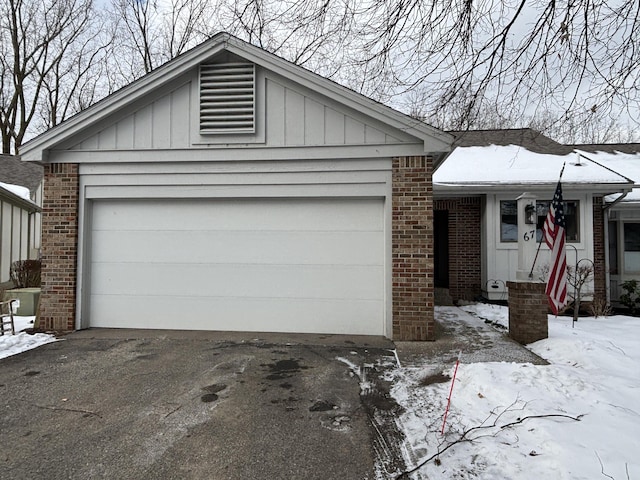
[40, 163, 79, 331]
[507, 281, 548, 344]
[392, 155, 434, 341]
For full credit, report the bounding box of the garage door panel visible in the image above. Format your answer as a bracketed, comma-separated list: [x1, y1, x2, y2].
[89, 294, 383, 335]
[89, 198, 385, 335]
[91, 230, 383, 266]
[91, 263, 383, 299]
[92, 198, 383, 232]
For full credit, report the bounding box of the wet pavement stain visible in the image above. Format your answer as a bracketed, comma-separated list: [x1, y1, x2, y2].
[200, 383, 227, 403]
[309, 400, 335, 412]
[262, 358, 309, 380]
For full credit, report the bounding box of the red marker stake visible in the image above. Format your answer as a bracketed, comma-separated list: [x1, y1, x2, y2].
[441, 352, 461, 435]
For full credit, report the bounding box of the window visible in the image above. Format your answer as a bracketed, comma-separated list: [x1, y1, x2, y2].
[623, 223, 640, 272]
[200, 62, 255, 133]
[500, 200, 579, 243]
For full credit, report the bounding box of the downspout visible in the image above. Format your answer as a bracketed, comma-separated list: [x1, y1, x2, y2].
[603, 191, 629, 305]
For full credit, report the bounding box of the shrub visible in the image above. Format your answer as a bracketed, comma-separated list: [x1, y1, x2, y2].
[10, 260, 41, 288]
[619, 279, 640, 315]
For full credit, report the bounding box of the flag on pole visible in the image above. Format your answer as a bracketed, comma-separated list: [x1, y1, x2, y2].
[544, 174, 568, 314]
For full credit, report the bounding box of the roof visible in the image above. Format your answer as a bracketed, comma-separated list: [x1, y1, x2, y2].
[21, 32, 453, 161]
[0, 154, 43, 193]
[571, 143, 640, 154]
[571, 147, 640, 204]
[435, 131, 634, 194]
[449, 128, 573, 155]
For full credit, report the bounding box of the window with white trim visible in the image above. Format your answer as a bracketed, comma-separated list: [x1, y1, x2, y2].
[199, 62, 255, 134]
[500, 200, 579, 243]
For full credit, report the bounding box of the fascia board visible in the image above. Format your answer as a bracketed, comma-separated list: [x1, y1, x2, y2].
[434, 182, 634, 196]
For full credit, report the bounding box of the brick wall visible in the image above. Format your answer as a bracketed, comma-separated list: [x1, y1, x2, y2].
[39, 163, 79, 331]
[592, 197, 606, 300]
[506, 281, 548, 344]
[392, 155, 434, 341]
[434, 197, 482, 302]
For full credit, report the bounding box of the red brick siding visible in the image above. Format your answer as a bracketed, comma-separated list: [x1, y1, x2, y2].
[592, 197, 606, 300]
[434, 197, 482, 302]
[40, 164, 79, 331]
[392, 156, 434, 341]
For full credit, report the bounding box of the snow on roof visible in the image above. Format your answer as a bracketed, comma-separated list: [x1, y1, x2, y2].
[0, 181, 31, 201]
[574, 149, 640, 203]
[434, 144, 632, 188]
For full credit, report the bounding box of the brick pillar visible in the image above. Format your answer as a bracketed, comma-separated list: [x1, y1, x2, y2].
[40, 163, 79, 331]
[507, 281, 548, 344]
[592, 197, 606, 301]
[392, 155, 434, 341]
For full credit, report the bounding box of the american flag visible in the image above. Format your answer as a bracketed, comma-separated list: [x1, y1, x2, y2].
[544, 177, 567, 315]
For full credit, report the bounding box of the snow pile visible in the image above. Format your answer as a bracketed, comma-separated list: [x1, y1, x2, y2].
[0, 181, 31, 201]
[386, 307, 639, 479]
[0, 316, 57, 360]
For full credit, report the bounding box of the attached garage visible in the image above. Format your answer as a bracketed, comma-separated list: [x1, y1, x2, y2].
[21, 33, 453, 340]
[89, 197, 384, 334]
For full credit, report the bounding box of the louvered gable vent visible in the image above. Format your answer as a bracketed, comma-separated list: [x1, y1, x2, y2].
[200, 62, 255, 133]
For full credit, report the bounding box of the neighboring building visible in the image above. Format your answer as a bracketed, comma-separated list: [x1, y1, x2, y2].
[433, 129, 633, 305]
[570, 143, 640, 304]
[19, 33, 452, 339]
[0, 155, 43, 286]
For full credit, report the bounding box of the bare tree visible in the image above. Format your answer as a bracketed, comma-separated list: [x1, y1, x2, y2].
[0, 0, 102, 154]
[109, 0, 212, 80]
[352, 0, 640, 129]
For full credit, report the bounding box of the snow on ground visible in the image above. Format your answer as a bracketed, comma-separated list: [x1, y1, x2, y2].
[386, 304, 640, 480]
[0, 315, 57, 360]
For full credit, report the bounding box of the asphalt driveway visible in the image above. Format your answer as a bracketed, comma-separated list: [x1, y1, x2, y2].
[0, 330, 397, 480]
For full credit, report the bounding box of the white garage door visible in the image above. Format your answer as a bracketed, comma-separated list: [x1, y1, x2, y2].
[88, 197, 385, 335]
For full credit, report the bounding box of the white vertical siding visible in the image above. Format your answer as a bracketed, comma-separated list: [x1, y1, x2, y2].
[484, 192, 595, 300]
[0, 200, 36, 284]
[68, 67, 420, 153]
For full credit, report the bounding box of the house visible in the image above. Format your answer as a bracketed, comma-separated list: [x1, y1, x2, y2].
[569, 143, 640, 305]
[433, 129, 634, 306]
[0, 155, 43, 287]
[19, 33, 453, 340]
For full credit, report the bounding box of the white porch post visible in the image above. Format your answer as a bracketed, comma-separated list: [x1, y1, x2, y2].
[516, 192, 538, 281]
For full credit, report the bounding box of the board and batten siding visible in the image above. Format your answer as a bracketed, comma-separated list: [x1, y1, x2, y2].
[68, 67, 417, 152]
[0, 198, 37, 284]
[483, 192, 596, 300]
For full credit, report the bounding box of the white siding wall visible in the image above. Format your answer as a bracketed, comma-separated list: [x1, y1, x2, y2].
[0, 201, 31, 284]
[483, 192, 595, 301]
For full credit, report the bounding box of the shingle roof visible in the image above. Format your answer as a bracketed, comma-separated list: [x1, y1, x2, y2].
[448, 128, 573, 155]
[0, 154, 43, 193]
[571, 143, 640, 154]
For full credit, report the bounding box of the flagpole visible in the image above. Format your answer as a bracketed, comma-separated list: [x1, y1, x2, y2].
[528, 162, 566, 279]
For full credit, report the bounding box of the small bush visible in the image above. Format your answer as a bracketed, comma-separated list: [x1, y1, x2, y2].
[10, 260, 41, 288]
[619, 279, 640, 315]
[589, 296, 612, 318]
